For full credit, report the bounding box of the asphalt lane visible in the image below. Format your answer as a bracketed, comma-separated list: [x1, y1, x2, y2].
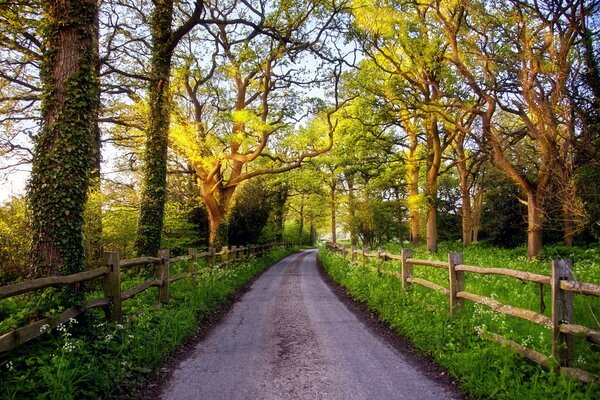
[160, 249, 458, 400]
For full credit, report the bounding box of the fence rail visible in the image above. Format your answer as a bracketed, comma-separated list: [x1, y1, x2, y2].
[326, 242, 600, 384]
[0, 243, 290, 354]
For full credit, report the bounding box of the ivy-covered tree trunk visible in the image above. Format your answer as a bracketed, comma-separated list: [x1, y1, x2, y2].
[29, 0, 99, 278]
[135, 0, 174, 257]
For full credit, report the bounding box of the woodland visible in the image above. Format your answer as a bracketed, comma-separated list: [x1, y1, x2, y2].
[0, 0, 599, 282]
[1, 1, 600, 398]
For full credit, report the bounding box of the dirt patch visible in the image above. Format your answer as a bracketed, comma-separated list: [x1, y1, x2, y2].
[315, 254, 468, 400]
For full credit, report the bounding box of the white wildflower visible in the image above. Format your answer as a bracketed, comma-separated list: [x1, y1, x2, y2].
[40, 324, 51, 334]
[5, 361, 13, 371]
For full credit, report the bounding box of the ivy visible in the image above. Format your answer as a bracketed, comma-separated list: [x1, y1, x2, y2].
[135, 0, 174, 257]
[28, 0, 99, 300]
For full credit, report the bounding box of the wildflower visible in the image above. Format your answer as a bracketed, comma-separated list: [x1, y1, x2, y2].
[40, 324, 51, 334]
[68, 318, 78, 325]
[128, 334, 134, 339]
[116, 324, 124, 330]
[5, 361, 13, 371]
[62, 341, 76, 353]
[105, 333, 114, 341]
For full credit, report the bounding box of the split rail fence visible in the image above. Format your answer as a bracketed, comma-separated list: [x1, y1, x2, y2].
[326, 243, 600, 384]
[0, 243, 290, 354]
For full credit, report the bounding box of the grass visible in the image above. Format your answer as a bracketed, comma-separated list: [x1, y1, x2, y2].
[0, 246, 297, 400]
[319, 243, 600, 399]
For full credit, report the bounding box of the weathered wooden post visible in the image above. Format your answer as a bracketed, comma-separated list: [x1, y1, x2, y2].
[208, 247, 216, 268]
[351, 245, 357, 261]
[401, 249, 413, 290]
[448, 253, 465, 315]
[551, 259, 574, 368]
[221, 246, 228, 264]
[342, 245, 348, 260]
[158, 249, 170, 304]
[103, 251, 122, 322]
[231, 246, 237, 262]
[362, 246, 367, 263]
[377, 248, 385, 274]
[188, 247, 197, 284]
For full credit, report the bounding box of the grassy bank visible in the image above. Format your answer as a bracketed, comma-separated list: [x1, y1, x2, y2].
[0, 247, 297, 399]
[319, 246, 599, 399]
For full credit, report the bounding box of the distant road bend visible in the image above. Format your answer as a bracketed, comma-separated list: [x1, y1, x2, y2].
[160, 249, 460, 400]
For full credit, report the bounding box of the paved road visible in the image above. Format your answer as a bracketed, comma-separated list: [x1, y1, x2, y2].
[160, 249, 458, 400]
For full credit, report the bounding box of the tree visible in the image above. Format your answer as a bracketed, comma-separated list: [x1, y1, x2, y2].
[434, 0, 588, 257]
[169, 0, 348, 247]
[135, 0, 204, 256]
[28, 0, 99, 279]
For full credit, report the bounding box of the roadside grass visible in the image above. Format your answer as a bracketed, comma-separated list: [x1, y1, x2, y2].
[0, 247, 297, 400]
[319, 245, 600, 399]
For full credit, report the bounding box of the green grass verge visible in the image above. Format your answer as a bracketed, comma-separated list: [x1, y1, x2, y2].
[0, 247, 297, 400]
[319, 247, 600, 399]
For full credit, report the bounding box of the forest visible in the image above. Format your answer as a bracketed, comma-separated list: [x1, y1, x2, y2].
[0, 0, 599, 281]
[0, 0, 600, 397]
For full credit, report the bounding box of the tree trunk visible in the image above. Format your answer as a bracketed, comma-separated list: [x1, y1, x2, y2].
[346, 173, 358, 246]
[135, 0, 174, 257]
[298, 195, 305, 244]
[457, 139, 472, 246]
[471, 189, 484, 244]
[407, 127, 421, 245]
[199, 180, 235, 249]
[425, 116, 441, 253]
[527, 193, 544, 259]
[30, 0, 99, 279]
[330, 178, 337, 244]
[426, 204, 438, 253]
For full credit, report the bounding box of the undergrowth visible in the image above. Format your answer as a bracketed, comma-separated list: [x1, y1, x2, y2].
[0, 247, 297, 399]
[319, 246, 600, 399]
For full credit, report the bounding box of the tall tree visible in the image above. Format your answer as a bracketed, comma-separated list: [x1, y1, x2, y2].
[170, 0, 348, 247]
[135, 0, 204, 256]
[28, 0, 99, 278]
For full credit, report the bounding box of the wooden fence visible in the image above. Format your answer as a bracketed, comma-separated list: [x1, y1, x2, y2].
[0, 243, 290, 354]
[326, 243, 600, 384]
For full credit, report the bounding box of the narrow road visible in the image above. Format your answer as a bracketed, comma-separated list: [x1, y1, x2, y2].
[160, 249, 459, 400]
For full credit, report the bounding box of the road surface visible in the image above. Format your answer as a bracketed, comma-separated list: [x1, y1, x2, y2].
[160, 249, 459, 400]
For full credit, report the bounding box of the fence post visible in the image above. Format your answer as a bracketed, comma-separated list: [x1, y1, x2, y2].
[188, 248, 197, 284]
[351, 245, 356, 261]
[377, 248, 385, 274]
[401, 249, 413, 290]
[342, 245, 348, 260]
[103, 251, 122, 323]
[448, 253, 465, 315]
[362, 246, 367, 263]
[551, 259, 574, 368]
[221, 246, 228, 264]
[158, 249, 170, 304]
[231, 245, 237, 262]
[209, 247, 216, 268]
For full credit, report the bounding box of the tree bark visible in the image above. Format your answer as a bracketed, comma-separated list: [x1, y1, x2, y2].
[346, 173, 358, 246]
[135, 0, 174, 257]
[199, 179, 236, 249]
[30, 0, 99, 278]
[329, 173, 337, 244]
[527, 192, 544, 259]
[425, 116, 441, 253]
[406, 124, 421, 245]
